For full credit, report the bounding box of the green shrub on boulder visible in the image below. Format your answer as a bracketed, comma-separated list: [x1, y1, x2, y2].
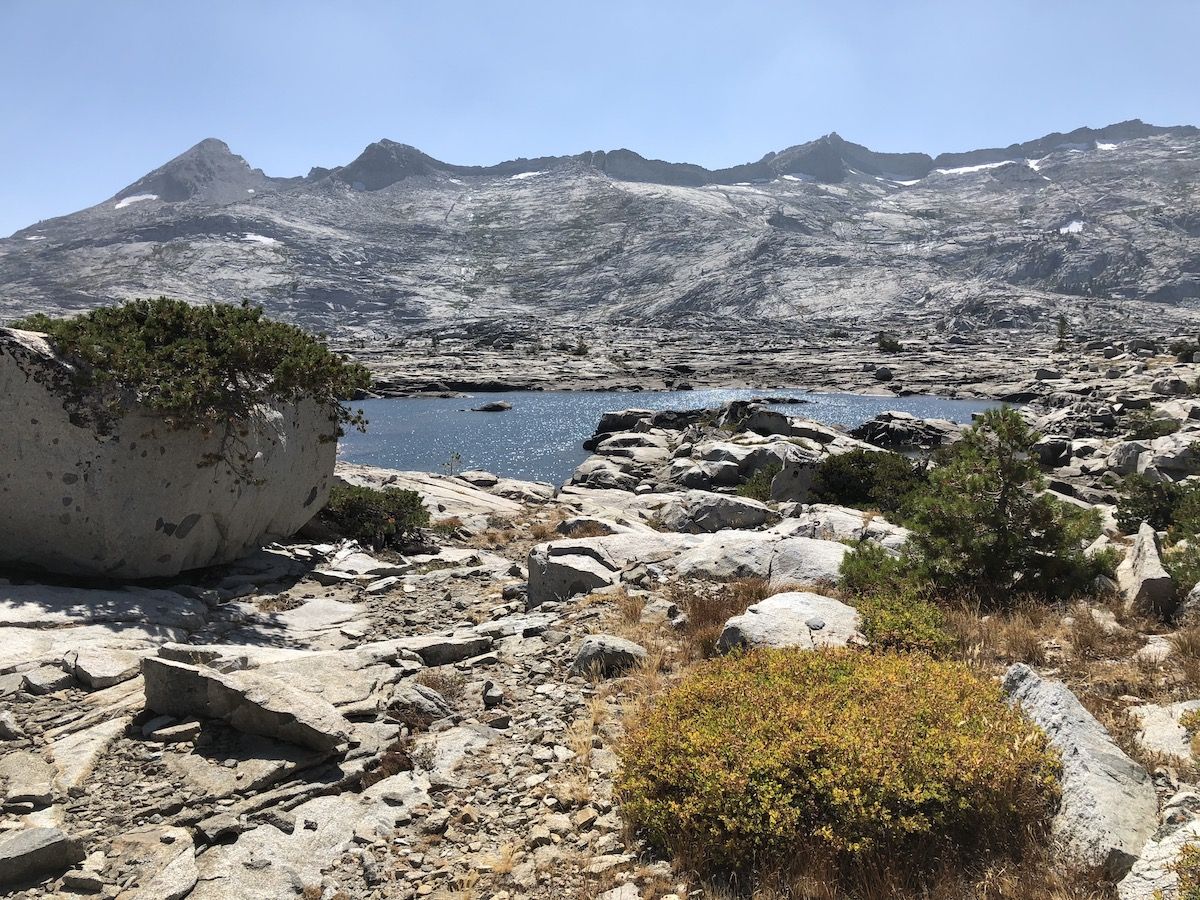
[14, 297, 370, 430]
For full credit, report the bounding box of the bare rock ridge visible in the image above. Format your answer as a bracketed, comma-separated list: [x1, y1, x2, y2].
[3, 118, 1200, 337]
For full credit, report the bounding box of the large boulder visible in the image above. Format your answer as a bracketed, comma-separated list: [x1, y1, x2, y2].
[0, 328, 339, 578]
[851, 411, 961, 450]
[717, 592, 863, 652]
[1003, 664, 1157, 876]
[1117, 523, 1176, 618]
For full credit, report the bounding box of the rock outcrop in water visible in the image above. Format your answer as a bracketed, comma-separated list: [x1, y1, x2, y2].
[0, 327, 340, 578]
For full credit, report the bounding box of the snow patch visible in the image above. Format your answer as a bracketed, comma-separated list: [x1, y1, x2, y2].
[247, 188, 255, 194]
[781, 174, 811, 182]
[510, 171, 543, 180]
[1059, 220, 1085, 235]
[243, 233, 280, 246]
[24, 235, 45, 241]
[114, 193, 158, 210]
[894, 178, 922, 186]
[934, 160, 1016, 176]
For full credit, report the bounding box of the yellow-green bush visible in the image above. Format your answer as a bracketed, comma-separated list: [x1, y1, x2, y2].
[856, 590, 953, 655]
[617, 649, 1060, 880]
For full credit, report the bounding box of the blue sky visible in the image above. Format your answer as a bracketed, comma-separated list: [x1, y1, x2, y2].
[2, 0, 1197, 236]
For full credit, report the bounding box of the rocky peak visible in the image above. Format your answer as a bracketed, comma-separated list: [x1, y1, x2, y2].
[332, 139, 445, 191]
[110, 137, 276, 207]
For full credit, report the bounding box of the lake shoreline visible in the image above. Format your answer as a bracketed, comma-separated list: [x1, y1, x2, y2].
[339, 389, 998, 485]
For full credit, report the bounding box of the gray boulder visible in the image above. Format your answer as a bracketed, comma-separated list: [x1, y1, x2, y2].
[1109, 440, 1148, 476]
[62, 648, 143, 689]
[1117, 523, 1176, 618]
[142, 658, 351, 752]
[0, 828, 84, 888]
[717, 592, 863, 653]
[571, 635, 647, 677]
[656, 490, 775, 533]
[1003, 664, 1157, 876]
[0, 328, 339, 578]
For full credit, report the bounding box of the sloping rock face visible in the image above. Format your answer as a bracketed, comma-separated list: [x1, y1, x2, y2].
[1003, 664, 1157, 876]
[0, 328, 339, 578]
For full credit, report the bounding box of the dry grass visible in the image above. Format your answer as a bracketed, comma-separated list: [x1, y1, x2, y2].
[668, 578, 772, 661]
[683, 843, 1115, 900]
[1173, 627, 1200, 686]
[483, 841, 520, 876]
[414, 667, 467, 702]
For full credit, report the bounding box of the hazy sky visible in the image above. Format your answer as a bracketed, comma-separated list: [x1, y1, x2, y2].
[2, 0, 1198, 235]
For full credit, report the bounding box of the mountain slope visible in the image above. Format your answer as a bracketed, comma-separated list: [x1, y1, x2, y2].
[3, 121, 1199, 337]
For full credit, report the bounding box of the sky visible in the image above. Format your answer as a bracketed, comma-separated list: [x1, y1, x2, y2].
[1, 0, 1198, 236]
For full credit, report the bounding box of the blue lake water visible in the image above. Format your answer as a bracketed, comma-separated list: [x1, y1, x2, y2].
[338, 389, 996, 484]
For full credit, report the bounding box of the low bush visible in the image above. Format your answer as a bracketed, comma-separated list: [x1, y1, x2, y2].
[13, 298, 370, 430]
[736, 464, 780, 502]
[1170, 843, 1200, 900]
[809, 449, 927, 516]
[618, 649, 1060, 885]
[1170, 339, 1200, 363]
[839, 540, 907, 595]
[322, 483, 429, 549]
[1165, 543, 1200, 595]
[855, 590, 954, 655]
[1125, 409, 1181, 441]
[1117, 475, 1200, 536]
[876, 332, 904, 353]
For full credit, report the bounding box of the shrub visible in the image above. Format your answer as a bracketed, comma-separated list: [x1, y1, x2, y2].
[13, 298, 370, 430]
[839, 540, 907, 595]
[876, 332, 904, 353]
[322, 484, 429, 549]
[736, 464, 780, 502]
[1170, 339, 1200, 363]
[1170, 843, 1200, 900]
[904, 407, 1093, 599]
[1125, 409, 1181, 441]
[809, 449, 926, 516]
[618, 649, 1060, 883]
[1116, 476, 1200, 542]
[1165, 543, 1200, 595]
[856, 590, 954, 655]
[666, 578, 770, 660]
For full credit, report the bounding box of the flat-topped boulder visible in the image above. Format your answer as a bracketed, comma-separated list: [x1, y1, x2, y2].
[0, 327, 340, 578]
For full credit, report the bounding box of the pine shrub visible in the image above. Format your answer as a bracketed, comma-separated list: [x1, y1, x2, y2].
[13, 298, 370, 430]
[323, 484, 429, 549]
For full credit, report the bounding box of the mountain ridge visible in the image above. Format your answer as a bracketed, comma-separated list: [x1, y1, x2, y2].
[63, 118, 1200, 218]
[3, 118, 1199, 339]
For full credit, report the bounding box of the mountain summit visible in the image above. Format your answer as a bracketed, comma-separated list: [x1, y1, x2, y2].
[112, 138, 282, 206]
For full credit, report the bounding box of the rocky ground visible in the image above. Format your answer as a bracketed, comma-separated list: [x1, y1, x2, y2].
[7, 337, 1200, 898]
[349, 321, 1188, 401]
